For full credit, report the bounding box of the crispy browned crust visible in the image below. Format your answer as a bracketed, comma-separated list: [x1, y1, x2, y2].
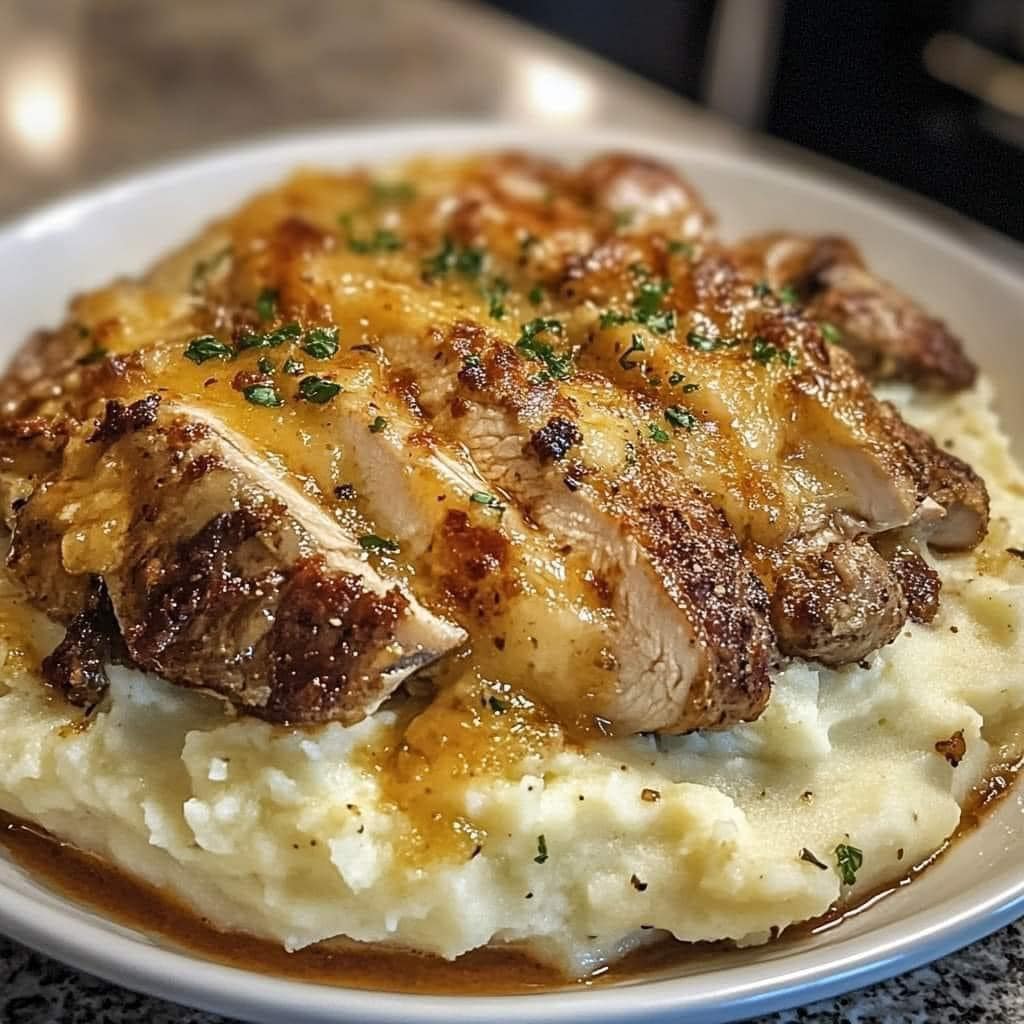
[11, 408, 458, 725]
[0, 150, 995, 734]
[731, 233, 977, 390]
[888, 547, 941, 624]
[631, 497, 772, 730]
[771, 538, 907, 666]
[879, 402, 990, 550]
[41, 577, 119, 707]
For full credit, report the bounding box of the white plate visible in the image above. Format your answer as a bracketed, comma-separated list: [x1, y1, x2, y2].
[0, 124, 1022, 1024]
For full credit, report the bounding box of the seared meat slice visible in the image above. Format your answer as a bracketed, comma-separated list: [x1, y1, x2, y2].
[9, 399, 465, 724]
[731, 233, 977, 390]
[770, 538, 907, 665]
[0, 151, 992, 734]
[378, 325, 774, 734]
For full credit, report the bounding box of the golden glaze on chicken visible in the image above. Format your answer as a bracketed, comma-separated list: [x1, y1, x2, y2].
[0, 152, 989, 733]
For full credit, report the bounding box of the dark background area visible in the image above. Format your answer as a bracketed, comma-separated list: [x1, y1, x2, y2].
[486, 0, 1024, 242]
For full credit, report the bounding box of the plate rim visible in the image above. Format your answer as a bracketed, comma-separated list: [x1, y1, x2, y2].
[1, 120, 1023, 1024]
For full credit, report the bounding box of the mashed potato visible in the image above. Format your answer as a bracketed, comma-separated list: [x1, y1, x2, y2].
[0, 382, 1021, 976]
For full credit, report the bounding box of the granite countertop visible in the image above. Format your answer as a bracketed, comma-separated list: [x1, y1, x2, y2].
[0, 1, 1022, 1021]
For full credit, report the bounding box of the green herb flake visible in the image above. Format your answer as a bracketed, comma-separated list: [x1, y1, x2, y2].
[283, 357, 305, 376]
[686, 330, 719, 352]
[834, 843, 863, 885]
[302, 325, 340, 360]
[614, 209, 635, 229]
[751, 335, 798, 368]
[668, 371, 686, 386]
[257, 356, 276, 375]
[297, 375, 341, 404]
[76, 346, 108, 366]
[185, 335, 233, 364]
[487, 695, 507, 714]
[371, 180, 417, 204]
[484, 277, 509, 320]
[256, 287, 279, 323]
[369, 415, 388, 433]
[470, 490, 505, 514]
[619, 333, 645, 371]
[462, 353, 482, 369]
[359, 534, 399, 554]
[682, 382, 701, 393]
[423, 237, 486, 280]
[189, 245, 232, 291]
[752, 281, 773, 299]
[667, 239, 694, 257]
[534, 834, 549, 864]
[777, 284, 800, 306]
[665, 405, 697, 431]
[516, 318, 572, 381]
[528, 284, 544, 306]
[350, 229, 403, 254]
[599, 309, 630, 329]
[243, 383, 284, 408]
[819, 321, 843, 344]
[648, 422, 670, 444]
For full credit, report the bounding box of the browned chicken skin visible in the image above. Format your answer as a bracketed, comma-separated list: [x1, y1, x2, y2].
[0, 151, 991, 732]
[731, 233, 977, 390]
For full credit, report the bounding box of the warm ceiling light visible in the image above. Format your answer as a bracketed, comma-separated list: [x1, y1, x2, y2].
[519, 59, 595, 122]
[3, 48, 77, 162]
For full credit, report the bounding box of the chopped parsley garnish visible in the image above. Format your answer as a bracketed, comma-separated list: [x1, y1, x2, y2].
[283, 356, 305, 376]
[752, 281, 772, 299]
[648, 422, 670, 444]
[668, 371, 686, 386]
[614, 209, 635, 229]
[350, 229, 403, 253]
[483, 277, 508, 320]
[423, 236, 486, 280]
[76, 346, 108, 365]
[462, 353, 482, 369]
[487, 695, 507, 713]
[516, 318, 572, 381]
[256, 287, 278, 323]
[819, 321, 843, 344]
[236, 321, 302, 351]
[751, 335, 798, 367]
[600, 278, 676, 336]
[369, 415, 387, 433]
[665, 405, 697, 431]
[667, 239, 694, 257]
[470, 490, 505, 514]
[185, 335, 233, 364]
[257, 356, 276, 375]
[834, 843, 863, 885]
[619, 333, 645, 371]
[777, 284, 799, 306]
[528, 284, 544, 305]
[359, 534, 399, 554]
[534, 834, 549, 864]
[371, 180, 416, 204]
[243, 383, 283, 407]
[302, 325, 340, 359]
[297, 375, 341, 404]
[683, 382, 701, 393]
[189, 245, 232, 291]
[686, 329, 721, 352]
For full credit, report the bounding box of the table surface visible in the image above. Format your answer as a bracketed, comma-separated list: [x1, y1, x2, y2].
[1, 2, 1022, 1022]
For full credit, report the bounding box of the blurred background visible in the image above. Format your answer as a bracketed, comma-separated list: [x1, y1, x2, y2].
[1, 0, 1022, 247]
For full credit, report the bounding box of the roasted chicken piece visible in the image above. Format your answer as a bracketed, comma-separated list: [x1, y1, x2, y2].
[731, 234, 977, 390]
[0, 151, 990, 732]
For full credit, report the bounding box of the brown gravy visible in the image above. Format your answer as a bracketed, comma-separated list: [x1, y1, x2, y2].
[1, 758, 1019, 995]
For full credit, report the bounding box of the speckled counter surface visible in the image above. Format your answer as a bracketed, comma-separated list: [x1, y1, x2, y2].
[1, 2, 1024, 1022]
